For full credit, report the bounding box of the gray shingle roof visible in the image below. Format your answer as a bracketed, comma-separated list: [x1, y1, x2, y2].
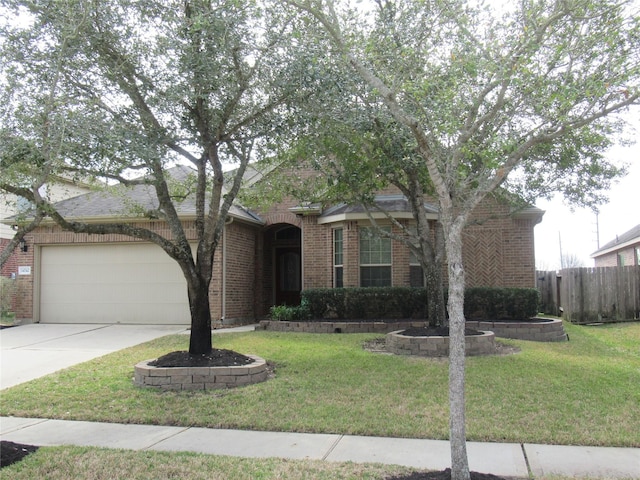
[48, 165, 263, 225]
[592, 223, 640, 256]
[319, 195, 439, 218]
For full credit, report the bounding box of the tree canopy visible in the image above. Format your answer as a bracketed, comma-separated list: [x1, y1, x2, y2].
[0, 0, 322, 353]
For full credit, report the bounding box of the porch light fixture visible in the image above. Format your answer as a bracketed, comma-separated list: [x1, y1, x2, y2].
[19, 239, 28, 252]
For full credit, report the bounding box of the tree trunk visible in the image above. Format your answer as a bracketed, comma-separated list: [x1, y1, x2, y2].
[187, 277, 213, 355]
[424, 261, 445, 327]
[446, 223, 471, 480]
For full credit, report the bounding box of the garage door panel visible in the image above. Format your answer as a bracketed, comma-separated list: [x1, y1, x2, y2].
[40, 244, 191, 324]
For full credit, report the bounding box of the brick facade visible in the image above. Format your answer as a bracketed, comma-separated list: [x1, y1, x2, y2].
[1, 238, 19, 279]
[11, 171, 542, 324]
[593, 246, 640, 267]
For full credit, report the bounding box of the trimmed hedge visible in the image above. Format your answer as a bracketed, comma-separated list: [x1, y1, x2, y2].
[296, 286, 538, 322]
[464, 287, 539, 321]
[302, 287, 427, 321]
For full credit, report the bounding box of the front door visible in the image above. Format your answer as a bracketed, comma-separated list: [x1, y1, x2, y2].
[275, 247, 301, 306]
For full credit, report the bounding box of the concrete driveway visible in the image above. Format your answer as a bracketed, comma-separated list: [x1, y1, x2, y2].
[0, 324, 188, 390]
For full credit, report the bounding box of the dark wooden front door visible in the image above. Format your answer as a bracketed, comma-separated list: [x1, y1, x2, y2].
[275, 247, 301, 306]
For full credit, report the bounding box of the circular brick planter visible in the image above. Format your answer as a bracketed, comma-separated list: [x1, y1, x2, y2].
[133, 354, 268, 391]
[386, 330, 496, 357]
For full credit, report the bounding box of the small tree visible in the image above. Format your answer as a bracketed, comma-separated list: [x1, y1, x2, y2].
[288, 1, 639, 478]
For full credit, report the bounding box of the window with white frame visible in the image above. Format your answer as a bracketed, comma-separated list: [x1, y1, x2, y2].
[334, 228, 344, 288]
[359, 226, 391, 287]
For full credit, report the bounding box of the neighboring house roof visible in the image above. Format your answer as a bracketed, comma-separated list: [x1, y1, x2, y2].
[591, 224, 640, 258]
[0, 174, 94, 238]
[2, 165, 263, 226]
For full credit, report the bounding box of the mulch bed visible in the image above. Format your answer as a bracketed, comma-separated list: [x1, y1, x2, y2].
[386, 468, 509, 480]
[149, 348, 255, 367]
[1, 441, 39, 469]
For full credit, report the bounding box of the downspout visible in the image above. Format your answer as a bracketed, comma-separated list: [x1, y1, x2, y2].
[221, 216, 234, 324]
[300, 219, 304, 293]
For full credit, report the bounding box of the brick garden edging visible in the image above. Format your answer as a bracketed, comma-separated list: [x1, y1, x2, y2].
[133, 355, 268, 391]
[386, 330, 496, 357]
[258, 320, 425, 334]
[258, 317, 567, 342]
[465, 318, 567, 342]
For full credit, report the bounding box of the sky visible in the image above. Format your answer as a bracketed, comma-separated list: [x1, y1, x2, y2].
[533, 113, 639, 270]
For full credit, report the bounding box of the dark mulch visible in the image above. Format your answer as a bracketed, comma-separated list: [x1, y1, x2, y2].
[0, 441, 39, 469]
[149, 348, 255, 367]
[386, 468, 509, 480]
[401, 327, 482, 336]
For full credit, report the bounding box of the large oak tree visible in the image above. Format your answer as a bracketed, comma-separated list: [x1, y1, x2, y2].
[0, 0, 320, 353]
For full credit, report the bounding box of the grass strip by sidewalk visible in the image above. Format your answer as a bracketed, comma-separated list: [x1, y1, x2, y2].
[0, 445, 419, 479]
[0, 445, 631, 480]
[1, 322, 638, 447]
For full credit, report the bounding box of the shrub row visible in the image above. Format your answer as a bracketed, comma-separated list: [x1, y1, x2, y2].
[464, 287, 539, 321]
[303, 287, 426, 321]
[268, 287, 539, 322]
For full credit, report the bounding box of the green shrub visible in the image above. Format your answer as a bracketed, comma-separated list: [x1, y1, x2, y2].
[269, 303, 310, 321]
[464, 287, 539, 320]
[0, 277, 16, 318]
[302, 287, 426, 321]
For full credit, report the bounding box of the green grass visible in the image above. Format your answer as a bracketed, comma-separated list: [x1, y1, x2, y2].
[1, 322, 639, 448]
[0, 446, 419, 479]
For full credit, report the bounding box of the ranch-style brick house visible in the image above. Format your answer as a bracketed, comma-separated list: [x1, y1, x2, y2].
[5, 165, 544, 325]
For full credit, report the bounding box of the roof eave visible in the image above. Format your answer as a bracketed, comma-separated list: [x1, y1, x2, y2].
[591, 237, 640, 258]
[317, 211, 437, 225]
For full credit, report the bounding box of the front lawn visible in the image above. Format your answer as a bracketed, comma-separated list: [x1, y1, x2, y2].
[1, 321, 638, 447]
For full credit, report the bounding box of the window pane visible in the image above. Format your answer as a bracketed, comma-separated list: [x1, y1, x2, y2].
[335, 266, 343, 288]
[360, 266, 391, 287]
[334, 229, 343, 266]
[360, 227, 391, 265]
[410, 265, 424, 287]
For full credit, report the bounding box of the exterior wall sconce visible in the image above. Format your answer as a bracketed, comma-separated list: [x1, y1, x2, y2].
[19, 239, 28, 252]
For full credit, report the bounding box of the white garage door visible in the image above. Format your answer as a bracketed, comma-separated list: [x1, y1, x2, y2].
[40, 244, 190, 324]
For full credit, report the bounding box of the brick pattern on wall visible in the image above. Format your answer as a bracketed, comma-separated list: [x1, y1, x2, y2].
[594, 245, 640, 267]
[220, 221, 259, 322]
[11, 234, 35, 320]
[1, 238, 19, 278]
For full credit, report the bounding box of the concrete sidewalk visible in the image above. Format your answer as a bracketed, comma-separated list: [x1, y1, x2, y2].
[1, 417, 638, 478]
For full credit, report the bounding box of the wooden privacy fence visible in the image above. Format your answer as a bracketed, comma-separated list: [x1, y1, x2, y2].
[537, 266, 640, 324]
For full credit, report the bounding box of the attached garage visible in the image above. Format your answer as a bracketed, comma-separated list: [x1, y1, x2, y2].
[39, 243, 190, 324]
